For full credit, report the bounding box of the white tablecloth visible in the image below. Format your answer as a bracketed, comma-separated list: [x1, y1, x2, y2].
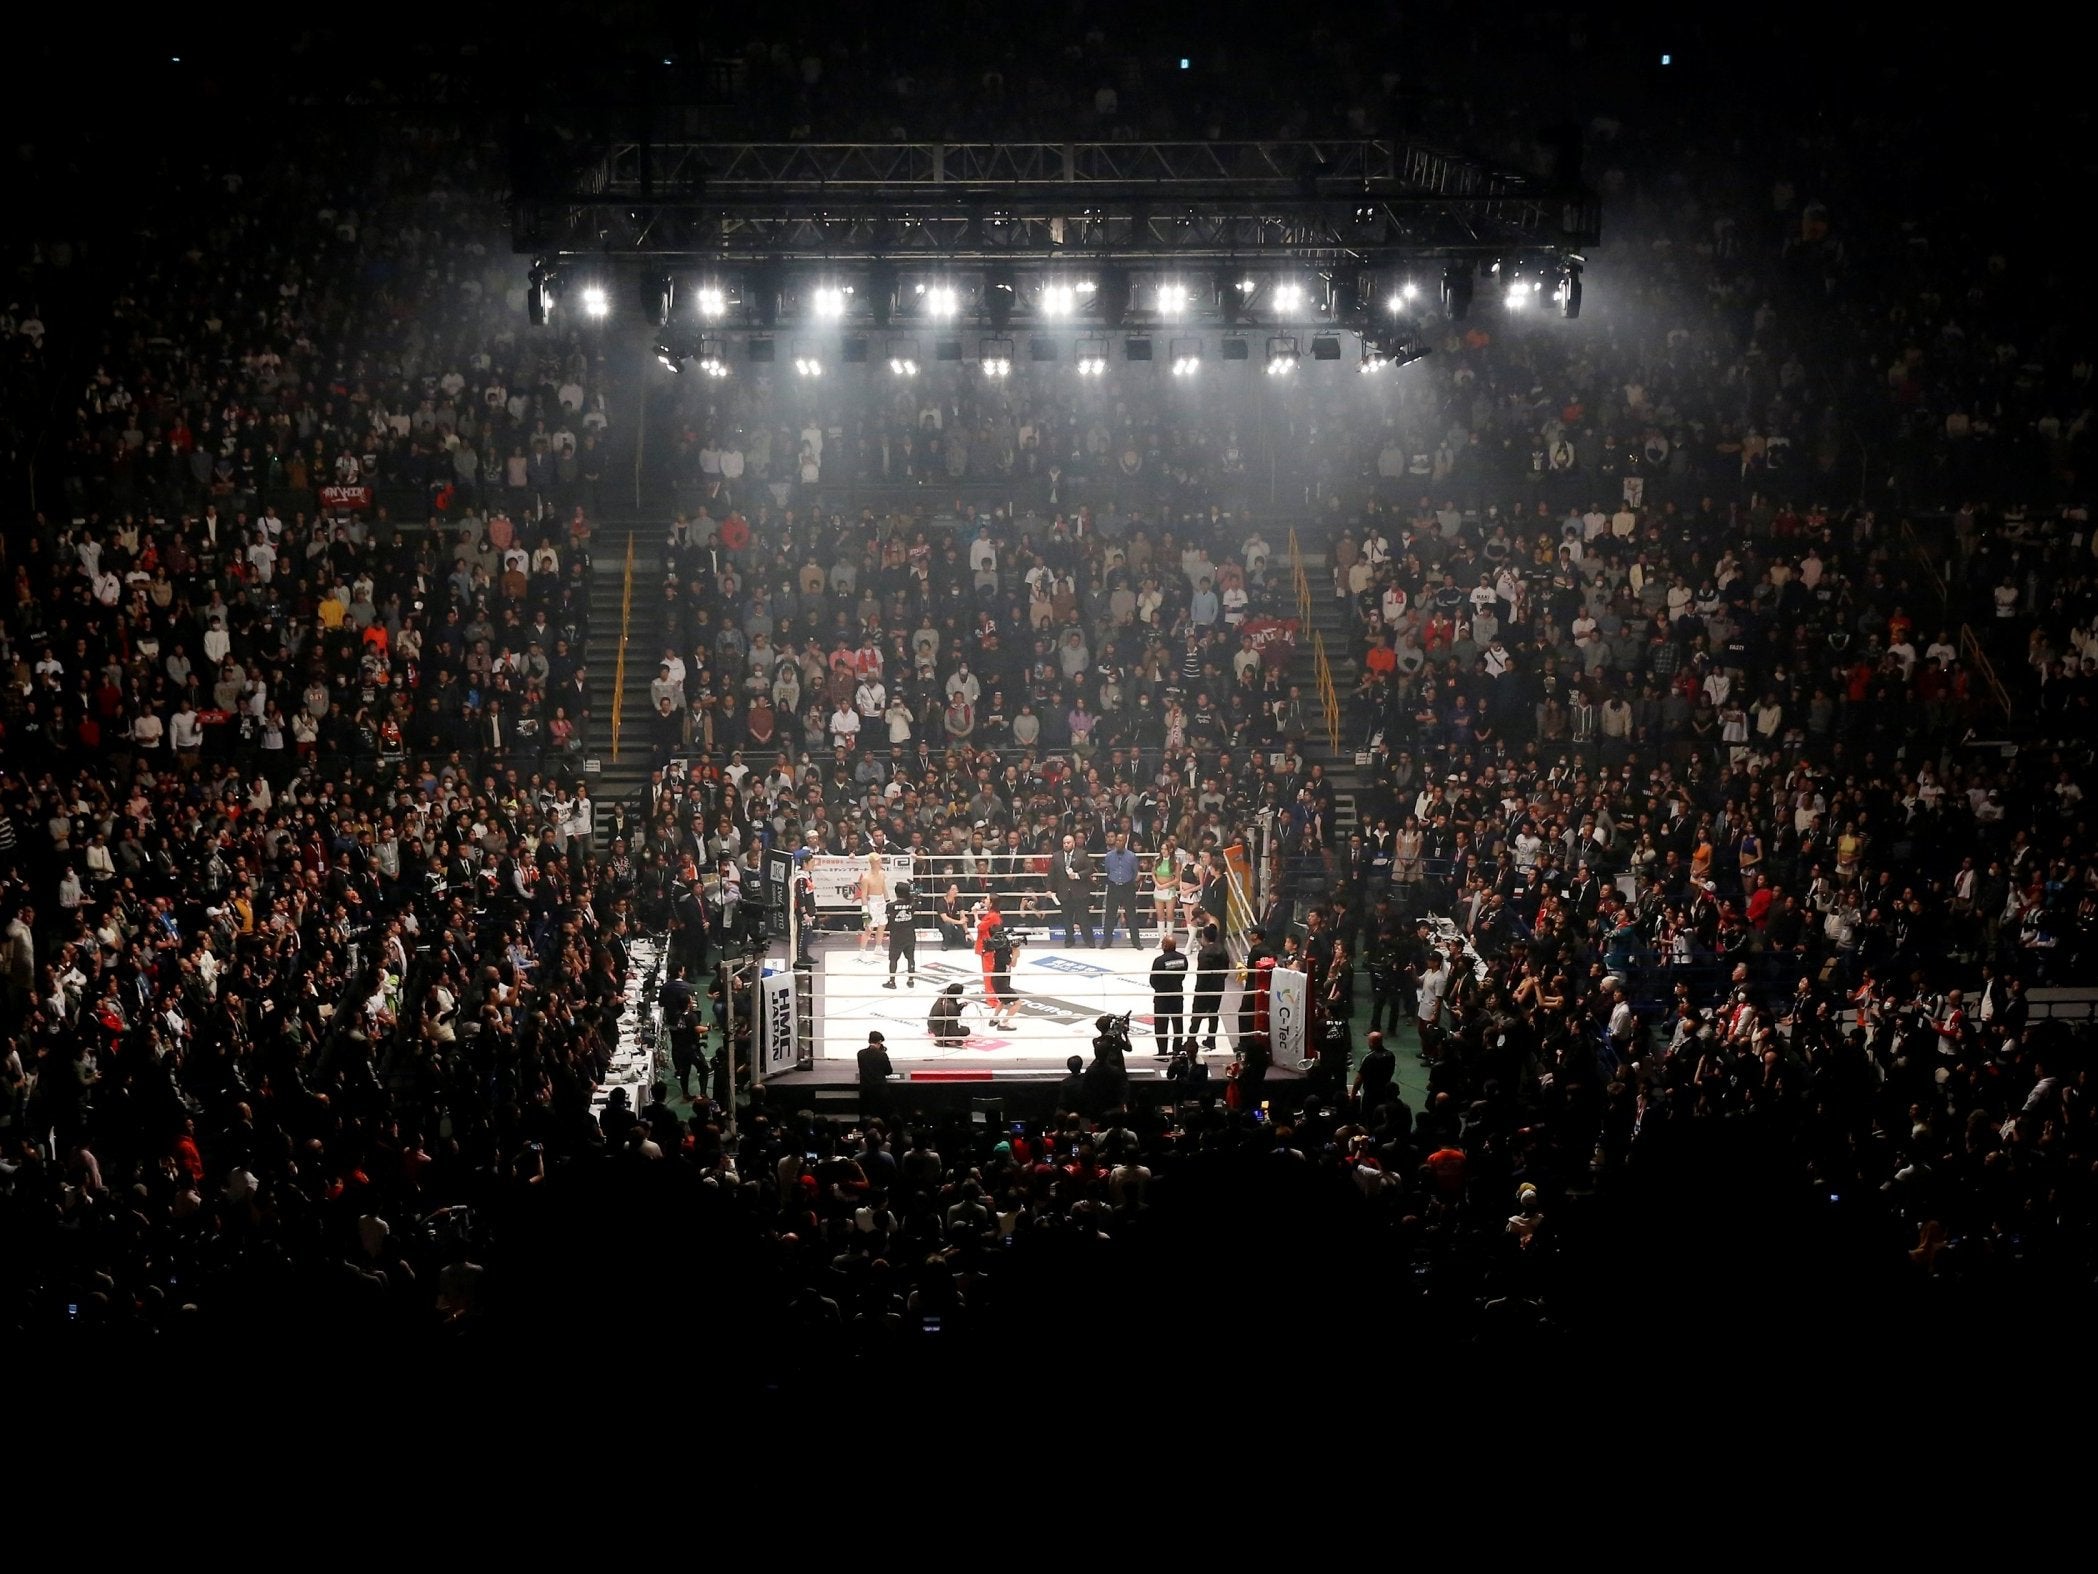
[592, 937, 663, 1122]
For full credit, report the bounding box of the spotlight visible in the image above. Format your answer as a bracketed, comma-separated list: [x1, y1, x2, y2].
[1265, 335, 1300, 375]
[1271, 282, 1306, 315]
[793, 355, 823, 377]
[695, 285, 727, 318]
[1359, 329, 1431, 374]
[1401, 281, 1420, 301]
[580, 284, 610, 320]
[813, 285, 849, 321]
[1157, 280, 1190, 319]
[979, 337, 1014, 377]
[889, 336, 921, 377]
[920, 283, 960, 319]
[1076, 337, 1109, 376]
[1170, 338, 1202, 377]
[697, 340, 730, 378]
[1042, 283, 1079, 319]
[655, 340, 682, 372]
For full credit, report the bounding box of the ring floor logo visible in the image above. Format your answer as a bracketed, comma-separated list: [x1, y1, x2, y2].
[1031, 955, 1114, 979]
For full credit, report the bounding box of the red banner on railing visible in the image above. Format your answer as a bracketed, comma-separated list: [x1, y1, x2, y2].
[318, 484, 373, 511]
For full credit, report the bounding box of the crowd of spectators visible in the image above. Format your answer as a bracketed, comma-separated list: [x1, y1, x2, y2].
[625, 503, 1313, 903]
[0, 20, 2093, 1361]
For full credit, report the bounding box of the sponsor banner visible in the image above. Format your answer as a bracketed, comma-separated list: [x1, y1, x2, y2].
[318, 483, 373, 511]
[1270, 966, 1308, 1066]
[757, 971, 798, 1076]
[809, 853, 914, 909]
[764, 848, 794, 933]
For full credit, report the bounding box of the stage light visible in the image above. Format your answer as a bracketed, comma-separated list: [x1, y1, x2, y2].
[527, 260, 553, 326]
[655, 340, 681, 372]
[1170, 338, 1202, 377]
[1265, 335, 1300, 375]
[1076, 337, 1109, 376]
[1157, 279, 1190, 319]
[695, 285, 727, 318]
[794, 355, 823, 377]
[979, 337, 1014, 377]
[1221, 336, 1250, 362]
[889, 357, 919, 377]
[1042, 283, 1079, 318]
[580, 284, 610, 319]
[813, 285, 849, 320]
[697, 340, 730, 378]
[1272, 282, 1306, 315]
[919, 283, 960, 319]
[1556, 259, 1584, 320]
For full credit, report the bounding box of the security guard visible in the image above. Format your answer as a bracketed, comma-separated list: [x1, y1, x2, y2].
[1150, 932, 1190, 1056]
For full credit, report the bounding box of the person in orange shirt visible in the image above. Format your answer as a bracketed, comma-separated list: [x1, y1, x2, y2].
[976, 898, 1016, 1029]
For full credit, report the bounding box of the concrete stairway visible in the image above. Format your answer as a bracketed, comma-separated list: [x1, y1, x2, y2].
[585, 522, 667, 845]
[1281, 547, 1363, 834]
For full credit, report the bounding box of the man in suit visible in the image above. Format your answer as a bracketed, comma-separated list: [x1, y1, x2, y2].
[1150, 933, 1190, 1056]
[1100, 832, 1143, 948]
[857, 1031, 895, 1119]
[1052, 831, 1097, 947]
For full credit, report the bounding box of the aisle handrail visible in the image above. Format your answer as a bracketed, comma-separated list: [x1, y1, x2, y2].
[1287, 527, 1312, 626]
[1960, 626, 2013, 720]
[1312, 629, 1344, 750]
[610, 529, 637, 761]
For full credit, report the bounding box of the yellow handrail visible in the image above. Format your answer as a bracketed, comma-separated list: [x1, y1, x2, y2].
[1960, 626, 2013, 721]
[1287, 527, 1312, 626]
[1898, 519, 2010, 721]
[1313, 630, 1344, 751]
[609, 530, 637, 761]
[1286, 526, 1344, 750]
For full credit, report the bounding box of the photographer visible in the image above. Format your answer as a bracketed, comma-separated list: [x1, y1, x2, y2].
[1083, 1013, 1131, 1116]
